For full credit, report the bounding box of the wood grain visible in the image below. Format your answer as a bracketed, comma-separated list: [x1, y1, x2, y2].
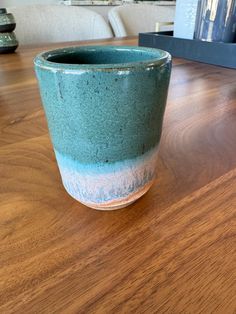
[0, 37, 236, 313]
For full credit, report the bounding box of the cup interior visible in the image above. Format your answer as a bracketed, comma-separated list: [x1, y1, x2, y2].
[46, 47, 167, 65]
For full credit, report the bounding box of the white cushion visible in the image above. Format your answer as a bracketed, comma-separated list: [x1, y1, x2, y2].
[108, 4, 175, 37]
[8, 5, 113, 45]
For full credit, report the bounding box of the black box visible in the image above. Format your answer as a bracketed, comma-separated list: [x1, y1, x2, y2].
[139, 31, 236, 69]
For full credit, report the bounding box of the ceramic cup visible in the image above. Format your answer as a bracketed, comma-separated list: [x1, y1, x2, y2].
[0, 32, 18, 53]
[34, 46, 171, 210]
[0, 8, 16, 32]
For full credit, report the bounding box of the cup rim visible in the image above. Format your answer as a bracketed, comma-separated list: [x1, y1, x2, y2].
[34, 45, 171, 72]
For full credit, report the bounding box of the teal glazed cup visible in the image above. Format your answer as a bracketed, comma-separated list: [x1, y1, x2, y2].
[34, 46, 171, 210]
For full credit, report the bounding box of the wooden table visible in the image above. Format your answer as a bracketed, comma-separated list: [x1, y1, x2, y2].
[1, 37, 236, 313]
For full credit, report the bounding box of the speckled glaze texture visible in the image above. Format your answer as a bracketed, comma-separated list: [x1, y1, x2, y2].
[0, 13, 15, 25]
[0, 9, 16, 32]
[35, 46, 171, 210]
[0, 32, 17, 47]
[0, 8, 17, 53]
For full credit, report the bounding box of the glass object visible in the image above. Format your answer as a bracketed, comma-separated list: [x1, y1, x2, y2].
[194, 0, 236, 42]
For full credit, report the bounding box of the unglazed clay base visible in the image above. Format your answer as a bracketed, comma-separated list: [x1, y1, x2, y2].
[65, 180, 154, 210]
[55, 145, 159, 210]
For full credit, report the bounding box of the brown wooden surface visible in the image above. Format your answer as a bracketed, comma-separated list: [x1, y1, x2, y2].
[0, 37, 236, 314]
